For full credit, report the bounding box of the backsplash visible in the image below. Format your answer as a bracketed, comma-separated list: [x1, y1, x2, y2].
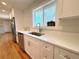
[59, 16, 79, 33]
[28, 17, 79, 37]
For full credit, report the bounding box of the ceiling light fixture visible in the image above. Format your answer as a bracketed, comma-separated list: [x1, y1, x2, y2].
[2, 10, 6, 12]
[2, 2, 7, 5]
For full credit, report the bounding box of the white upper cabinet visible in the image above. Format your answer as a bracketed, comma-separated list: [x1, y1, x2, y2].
[56, 0, 63, 18]
[57, 0, 79, 18]
[62, 0, 79, 17]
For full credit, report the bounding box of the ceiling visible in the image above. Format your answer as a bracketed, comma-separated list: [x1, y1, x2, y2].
[0, 0, 36, 19]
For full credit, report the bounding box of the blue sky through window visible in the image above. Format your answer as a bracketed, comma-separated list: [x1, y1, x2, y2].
[44, 2, 56, 26]
[33, 8, 43, 26]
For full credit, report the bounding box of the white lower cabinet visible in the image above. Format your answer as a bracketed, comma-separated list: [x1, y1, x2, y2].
[24, 35, 54, 59]
[29, 39, 41, 59]
[54, 47, 79, 59]
[24, 35, 31, 56]
[24, 35, 41, 59]
[41, 42, 54, 59]
[24, 35, 79, 59]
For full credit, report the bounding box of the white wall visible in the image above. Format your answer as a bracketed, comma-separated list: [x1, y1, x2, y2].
[14, 9, 25, 31]
[0, 20, 11, 34]
[9, 9, 15, 19]
[3, 20, 11, 32]
[24, 7, 32, 28]
[0, 20, 4, 33]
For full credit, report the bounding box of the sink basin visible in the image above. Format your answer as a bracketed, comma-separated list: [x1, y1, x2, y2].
[29, 32, 43, 36]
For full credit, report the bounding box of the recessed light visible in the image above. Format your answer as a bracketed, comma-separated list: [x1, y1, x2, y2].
[2, 10, 6, 12]
[2, 2, 7, 5]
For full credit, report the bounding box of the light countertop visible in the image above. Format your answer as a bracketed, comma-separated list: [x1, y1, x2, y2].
[17, 30, 79, 55]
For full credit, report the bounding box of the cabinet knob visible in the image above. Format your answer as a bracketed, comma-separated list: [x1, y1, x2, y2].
[44, 56, 47, 59]
[45, 46, 47, 48]
[64, 55, 70, 59]
[60, 55, 70, 59]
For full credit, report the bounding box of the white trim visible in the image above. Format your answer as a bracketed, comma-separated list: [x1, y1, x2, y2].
[32, 0, 55, 12]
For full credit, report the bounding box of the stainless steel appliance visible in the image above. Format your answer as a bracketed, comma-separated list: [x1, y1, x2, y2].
[11, 17, 16, 42]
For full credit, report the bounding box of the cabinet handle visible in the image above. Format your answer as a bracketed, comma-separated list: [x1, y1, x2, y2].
[45, 46, 47, 48]
[44, 56, 47, 59]
[60, 55, 70, 59]
[44, 46, 51, 51]
[64, 55, 70, 59]
[28, 41, 30, 46]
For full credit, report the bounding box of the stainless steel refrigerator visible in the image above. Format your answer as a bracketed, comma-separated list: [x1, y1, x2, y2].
[11, 17, 16, 43]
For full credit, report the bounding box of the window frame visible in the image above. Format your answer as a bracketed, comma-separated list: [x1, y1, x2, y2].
[32, 0, 56, 27]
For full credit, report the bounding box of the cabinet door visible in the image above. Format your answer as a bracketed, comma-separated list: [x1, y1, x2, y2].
[56, 0, 63, 18]
[54, 47, 79, 59]
[24, 35, 31, 56]
[30, 38, 41, 59]
[41, 42, 54, 59]
[62, 0, 79, 17]
[24, 35, 41, 59]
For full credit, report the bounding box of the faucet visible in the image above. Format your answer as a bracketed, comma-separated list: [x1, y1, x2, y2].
[36, 23, 42, 33]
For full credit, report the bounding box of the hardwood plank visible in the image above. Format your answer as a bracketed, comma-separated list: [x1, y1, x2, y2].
[0, 33, 31, 59]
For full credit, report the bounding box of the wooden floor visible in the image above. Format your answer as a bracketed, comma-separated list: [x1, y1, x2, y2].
[0, 33, 31, 59]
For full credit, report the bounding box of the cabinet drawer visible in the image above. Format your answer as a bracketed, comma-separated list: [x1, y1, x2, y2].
[42, 43, 54, 52]
[54, 47, 79, 59]
[24, 35, 32, 39]
[29, 39, 41, 59]
[41, 42, 54, 59]
[24, 35, 41, 59]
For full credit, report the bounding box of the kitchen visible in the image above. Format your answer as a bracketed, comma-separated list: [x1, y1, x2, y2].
[0, 0, 79, 59]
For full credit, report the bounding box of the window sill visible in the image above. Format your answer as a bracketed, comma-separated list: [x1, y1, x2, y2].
[32, 26, 56, 30]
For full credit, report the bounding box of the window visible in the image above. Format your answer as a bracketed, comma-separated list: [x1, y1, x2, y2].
[33, 8, 43, 27]
[44, 2, 56, 26]
[33, 0, 56, 27]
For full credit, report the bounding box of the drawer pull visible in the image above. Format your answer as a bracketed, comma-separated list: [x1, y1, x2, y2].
[45, 46, 47, 48]
[28, 41, 30, 46]
[44, 56, 47, 59]
[64, 55, 70, 59]
[60, 55, 70, 59]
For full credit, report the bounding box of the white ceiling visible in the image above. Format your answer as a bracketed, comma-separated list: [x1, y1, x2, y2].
[0, 0, 36, 10]
[0, 0, 36, 19]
